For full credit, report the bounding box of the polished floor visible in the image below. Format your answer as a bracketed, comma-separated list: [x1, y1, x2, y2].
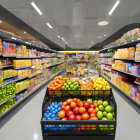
[0, 84, 140, 140]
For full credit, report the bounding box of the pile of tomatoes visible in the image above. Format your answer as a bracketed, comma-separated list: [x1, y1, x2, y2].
[48, 76, 64, 90]
[58, 98, 98, 120]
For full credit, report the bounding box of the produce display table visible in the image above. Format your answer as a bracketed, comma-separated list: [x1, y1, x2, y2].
[41, 88, 117, 140]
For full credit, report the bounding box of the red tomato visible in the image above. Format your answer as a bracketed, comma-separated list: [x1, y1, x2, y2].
[91, 104, 95, 108]
[75, 115, 81, 120]
[81, 113, 89, 120]
[73, 107, 79, 115]
[61, 105, 65, 110]
[89, 117, 98, 120]
[79, 107, 86, 114]
[88, 108, 96, 114]
[90, 113, 96, 118]
[94, 103, 98, 108]
[58, 110, 65, 118]
[65, 105, 71, 112]
[73, 98, 77, 102]
[76, 99, 82, 104]
[70, 102, 77, 108]
[77, 101, 83, 107]
[66, 110, 74, 117]
[66, 98, 73, 105]
[84, 102, 91, 109]
[62, 101, 67, 106]
[69, 114, 75, 120]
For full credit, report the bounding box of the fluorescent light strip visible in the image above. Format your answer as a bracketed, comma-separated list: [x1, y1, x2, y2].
[31, 2, 43, 15]
[108, 0, 120, 16]
[58, 35, 60, 38]
[46, 22, 52, 29]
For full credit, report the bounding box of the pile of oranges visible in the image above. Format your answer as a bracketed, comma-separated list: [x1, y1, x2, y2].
[48, 76, 64, 90]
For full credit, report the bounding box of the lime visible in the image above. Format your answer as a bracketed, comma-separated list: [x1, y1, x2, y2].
[66, 85, 69, 89]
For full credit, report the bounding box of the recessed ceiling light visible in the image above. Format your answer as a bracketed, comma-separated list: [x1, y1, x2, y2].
[31, 2, 43, 15]
[61, 37, 65, 41]
[24, 31, 27, 34]
[98, 36, 102, 39]
[46, 23, 53, 29]
[58, 35, 60, 38]
[104, 34, 107, 37]
[98, 21, 108, 26]
[108, 0, 120, 16]
[0, 20, 2, 23]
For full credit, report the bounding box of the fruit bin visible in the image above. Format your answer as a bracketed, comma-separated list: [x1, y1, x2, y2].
[41, 88, 117, 139]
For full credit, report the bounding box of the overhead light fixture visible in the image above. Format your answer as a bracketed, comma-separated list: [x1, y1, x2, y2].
[58, 35, 60, 38]
[24, 31, 27, 34]
[108, 0, 120, 16]
[98, 36, 102, 39]
[61, 37, 65, 42]
[0, 20, 2, 23]
[98, 21, 108, 26]
[46, 22, 53, 29]
[12, 37, 17, 40]
[31, 1, 43, 15]
[104, 34, 107, 37]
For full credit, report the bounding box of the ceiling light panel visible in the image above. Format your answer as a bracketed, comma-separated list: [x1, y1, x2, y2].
[31, 2, 43, 15]
[108, 0, 120, 16]
[46, 23, 53, 29]
[98, 21, 108, 26]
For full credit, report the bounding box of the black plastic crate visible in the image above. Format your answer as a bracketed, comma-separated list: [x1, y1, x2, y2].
[41, 88, 117, 139]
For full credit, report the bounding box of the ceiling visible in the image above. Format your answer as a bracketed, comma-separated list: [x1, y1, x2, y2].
[0, 0, 140, 50]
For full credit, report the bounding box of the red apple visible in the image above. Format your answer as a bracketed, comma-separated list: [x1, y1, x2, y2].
[75, 115, 81, 120]
[88, 108, 96, 114]
[91, 104, 94, 108]
[84, 102, 91, 109]
[66, 110, 74, 117]
[90, 113, 96, 118]
[69, 114, 75, 120]
[62, 117, 68, 120]
[73, 107, 79, 115]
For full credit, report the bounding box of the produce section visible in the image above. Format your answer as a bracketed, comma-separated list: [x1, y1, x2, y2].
[41, 74, 116, 139]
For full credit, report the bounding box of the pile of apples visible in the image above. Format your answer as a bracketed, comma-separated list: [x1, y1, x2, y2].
[58, 98, 98, 120]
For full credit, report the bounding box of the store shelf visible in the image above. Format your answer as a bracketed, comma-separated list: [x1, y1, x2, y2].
[99, 56, 112, 58]
[0, 65, 13, 69]
[100, 73, 140, 108]
[41, 56, 63, 58]
[0, 95, 16, 106]
[134, 81, 140, 85]
[113, 58, 135, 61]
[46, 62, 63, 68]
[15, 87, 29, 95]
[135, 60, 140, 62]
[101, 63, 112, 66]
[112, 68, 140, 77]
[29, 72, 43, 78]
[14, 66, 31, 69]
[16, 56, 41, 59]
[0, 69, 64, 120]
[2, 54, 17, 57]
[103, 69, 111, 72]
[3, 75, 17, 80]
[100, 37, 140, 52]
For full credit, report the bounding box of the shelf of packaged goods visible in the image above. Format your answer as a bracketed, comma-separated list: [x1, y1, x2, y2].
[46, 62, 63, 68]
[134, 81, 140, 85]
[0, 65, 13, 69]
[14, 66, 31, 69]
[112, 68, 140, 78]
[0, 95, 16, 106]
[101, 63, 112, 66]
[100, 37, 140, 52]
[15, 87, 29, 95]
[41, 56, 63, 58]
[102, 72, 111, 79]
[72, 61, 89, 63]
[0, 77, 28, 87]
[29, 72, 43, 78]
[103, 69, 111, 72]
[113, 58, 135, 61]
[0, 70, 64, 119]
[3, 75, 17, 80]
[2, 54, 17, 57]
[100, 73, 140, 108]
[16, 56, 41, 59]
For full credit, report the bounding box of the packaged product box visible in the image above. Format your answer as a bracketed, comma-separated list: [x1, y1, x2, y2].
[130, 85, 136, 100]
[0, 39, 2, 54]
[128, 47, 135, 59]
[132, 66, 138, 75]
[135, 51, 140, 60]
[136, 86, 140, 103]
[136, 43, 140, 51]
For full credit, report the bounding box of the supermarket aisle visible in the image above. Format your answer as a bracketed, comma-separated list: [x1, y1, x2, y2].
[0, 85, 140, 140]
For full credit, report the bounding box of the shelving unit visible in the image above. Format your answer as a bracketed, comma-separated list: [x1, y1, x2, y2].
[0, 65, 13, 69]
[3, 75, 17, 80]
[99, 36, 140, 109]
[14, 66, 31, 69]
[101, 63, 112, 66]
